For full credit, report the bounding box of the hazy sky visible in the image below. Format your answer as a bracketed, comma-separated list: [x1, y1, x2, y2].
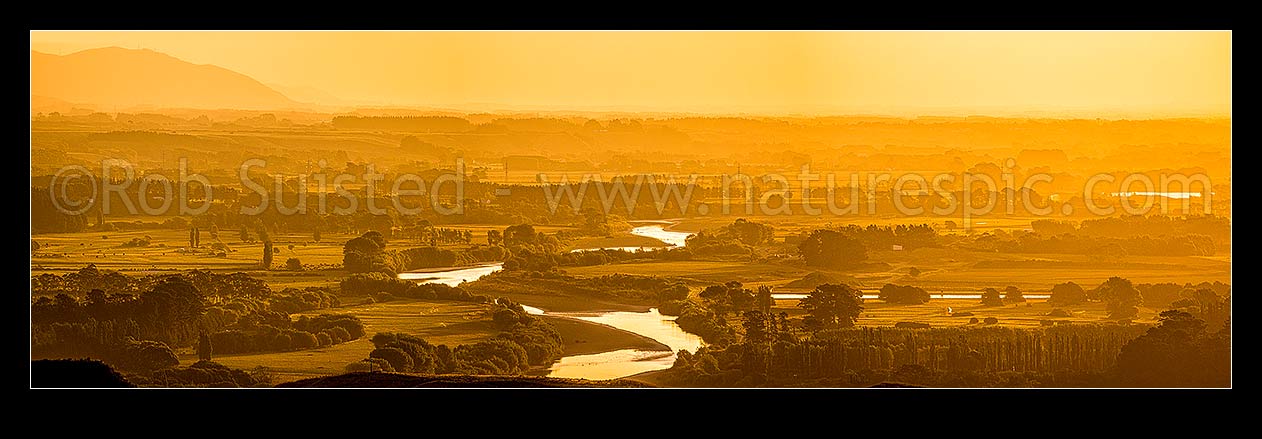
[30, 31, 1231, 116]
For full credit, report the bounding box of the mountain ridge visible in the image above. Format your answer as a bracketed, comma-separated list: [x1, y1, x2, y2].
[31, 47, 306, 111]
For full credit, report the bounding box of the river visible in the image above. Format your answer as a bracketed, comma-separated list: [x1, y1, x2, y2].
[398, 221, 701, 381]
[396, 263, 504, 287]
[568, 221, 695, 253]
[521, 305, 703, 380]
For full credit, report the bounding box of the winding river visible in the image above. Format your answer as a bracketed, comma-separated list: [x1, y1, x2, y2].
[398, 222, 700, 381]
[521, 306, 704, 380]
[569, 221, 695, 253]
[397, 263, 505, 287]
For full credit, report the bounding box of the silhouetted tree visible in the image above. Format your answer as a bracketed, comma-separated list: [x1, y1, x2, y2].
[342, 233, 383, 272]
[798, 283, 864, 328]
[1004, 286, 1026, 304]
[755, 285, 774, 314]
[980, 288, 1003, 306]
[198, 332, 213, 361]
[1049, 282, 1087, 306]
[1116, 310, 1230, 387]
[879, 284, 930, 304]
[370, 347, 414, 372]
[1097, 277, 1142, 319]
[798, 230, 867, 268]
[262, 241, 274, 270]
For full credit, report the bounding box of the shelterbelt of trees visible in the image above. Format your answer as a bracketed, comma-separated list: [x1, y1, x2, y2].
[337, 215, 1228, 285]
[347, 298, 563, 376]
[655, 276, 1230, 387]
[31, 265, 365, 379]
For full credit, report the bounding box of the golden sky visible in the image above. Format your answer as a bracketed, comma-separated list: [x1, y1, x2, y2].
[30, 31, 1231, 116]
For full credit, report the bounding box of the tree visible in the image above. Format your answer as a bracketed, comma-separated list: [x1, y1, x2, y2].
[487, 230, 502, 246]
[798, 229, 867, 268]
[1003, 286, 1026, 304]
[1115, 310, 1230, 387]
[262, 241, 274, 270]
[503, 224, 537, 247]
[798, 283, 864, 328]
[369, 347, 413, 373]
[197, 332, 213, 362]
[362, 230, 387, 249]
[980, 288, 1003, 306]
[239, 226, 251, 243]
[727, 218, 775, 246]
[1048, 282, 1087, 306]
[139, 277, 206, 345]
[1097, 277, 1142, 319]
[878, 284, 930, 305]
[343, 232, 384, 273]
[580, 208, 610, 236]
[755, 285, 774, 314]
[700, 281, 755, 316]
[493, 308, 523, 329]
[742, 311, 772, 344]
[699, 284, 733, 316]
[312, 229, 322, 243]
[285, 258, 302, 271]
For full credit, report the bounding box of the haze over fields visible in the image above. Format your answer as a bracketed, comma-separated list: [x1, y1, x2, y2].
[31, 31, 1230, 117]
[29, 31, 1231, 389]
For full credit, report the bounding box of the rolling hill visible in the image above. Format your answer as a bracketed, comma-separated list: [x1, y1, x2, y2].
[31, 47, 303, 111]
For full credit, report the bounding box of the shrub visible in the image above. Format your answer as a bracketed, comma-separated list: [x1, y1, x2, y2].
[879, 284, 930, 305]
[370, 347, 414, 372]
[290, 331, 318, 350]
[328, 327, 351, 344]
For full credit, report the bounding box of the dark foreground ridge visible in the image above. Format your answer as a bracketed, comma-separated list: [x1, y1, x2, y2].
[277, 372, 655, 388]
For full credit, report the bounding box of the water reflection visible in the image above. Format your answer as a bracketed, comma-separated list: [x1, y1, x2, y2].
[523, 305, 704, 380]
[1110, 191, 1207, 199]
[569, 223, 695, 253]
[397, 263, 504, 287]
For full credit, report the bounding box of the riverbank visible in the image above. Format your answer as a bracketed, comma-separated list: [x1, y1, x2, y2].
[566, 234, 669, 251]
[180, 297, 670, 385]
[542, 315, 669, 357]
[622, 368, 676, 387]
[464, 274, 656, 313]
[400, 262, 502, 274]
[278, 372, 654, 388]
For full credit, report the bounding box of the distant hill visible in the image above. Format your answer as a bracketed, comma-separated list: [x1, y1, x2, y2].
[31, 47, 303, 111]
[30, 95, 96, 115]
